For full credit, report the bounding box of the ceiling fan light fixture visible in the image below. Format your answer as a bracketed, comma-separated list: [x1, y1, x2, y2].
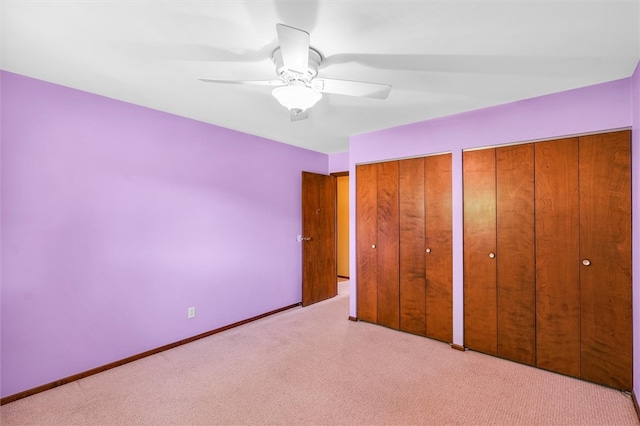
[272, 84, 322, 112]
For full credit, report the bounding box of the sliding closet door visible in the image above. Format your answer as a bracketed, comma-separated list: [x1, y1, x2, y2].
[425, 154, 453, 342]
[579, 131, 632, 390]
[535, 137, 581, 377]
[356, 163, 378, 323]
[463, 149, 497, 355]
[376, 161, 400, 330]
[399, 158, 426, 335]
[495, 144, 536, 366]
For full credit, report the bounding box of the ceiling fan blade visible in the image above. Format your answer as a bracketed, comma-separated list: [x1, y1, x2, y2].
[198, 78, 285, 87]
[313, 78, 392, 99]
[276, 23, 310, 74]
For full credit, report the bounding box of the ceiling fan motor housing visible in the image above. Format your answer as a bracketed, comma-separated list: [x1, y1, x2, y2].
[272, 47, 322, 86]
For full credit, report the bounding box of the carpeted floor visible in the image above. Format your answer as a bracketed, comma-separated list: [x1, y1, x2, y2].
[2, 281, 638, 425]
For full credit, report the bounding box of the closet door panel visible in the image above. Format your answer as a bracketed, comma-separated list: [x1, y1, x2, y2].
[495, 144, 536, 365]
[377, 161, 400, 330]
[463, 149, 497, 355]
[399, 158, 426, 335]
[425, 153, 453, 342]
[356, 163, 378, 323]
[534, 138, 581, 377]
[579, 131, 632, 390]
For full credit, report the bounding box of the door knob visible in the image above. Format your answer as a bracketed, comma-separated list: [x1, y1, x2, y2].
[425, 248, 431, 253]
[488, 252, 496, 259]
[582, 259, 591, 266]
[371, 244, 376, 249]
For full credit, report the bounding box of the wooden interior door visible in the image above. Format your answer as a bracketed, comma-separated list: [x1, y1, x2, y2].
[463, 149, 498, 355]
[356, 164, 378, 322]
[425, 153, 453, 342]
[579, 130, 632, 390]
[495, 144, 535, 365]
[376, 161, 400, 330]
[301, 172, 337, 307]
[535, 137, 581, 377]
[399, 158, 426, 335]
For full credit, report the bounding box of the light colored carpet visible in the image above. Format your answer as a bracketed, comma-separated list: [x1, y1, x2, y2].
[2, 281, 638, 425]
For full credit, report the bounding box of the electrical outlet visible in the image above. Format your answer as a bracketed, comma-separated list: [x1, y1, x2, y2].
[188, 306, 196, 319]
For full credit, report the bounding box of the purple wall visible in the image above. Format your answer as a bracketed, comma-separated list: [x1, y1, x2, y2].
[328, 152, 349, 173]
[0, 71, 328, 397]
[349, 71, 636, 359]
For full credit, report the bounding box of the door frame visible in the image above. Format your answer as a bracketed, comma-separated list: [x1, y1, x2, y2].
[333, 172, 350, 280]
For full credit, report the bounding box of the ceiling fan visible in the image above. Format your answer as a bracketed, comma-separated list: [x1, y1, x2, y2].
[198, 24, 392, 121]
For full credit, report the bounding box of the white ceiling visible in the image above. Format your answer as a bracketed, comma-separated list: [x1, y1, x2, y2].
[2, 1, 639, 154]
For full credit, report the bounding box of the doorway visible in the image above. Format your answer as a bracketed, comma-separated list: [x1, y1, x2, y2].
[335, 174, 350, 280]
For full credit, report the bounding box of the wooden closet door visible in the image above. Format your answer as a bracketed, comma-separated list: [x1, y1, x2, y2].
[425, 153, 453, 342]
[463, 149, 497, 355]
[535, 138, 581, 377]
[376, 161, 400, 330]
[495, 144, 535, 365]
[399, 158, 426, 335]
[356, 163, 378, 323]
[579, 130, 632, 391]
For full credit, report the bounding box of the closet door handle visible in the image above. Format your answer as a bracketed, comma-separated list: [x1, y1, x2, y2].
[582, 259, 591, 266]
[488, 252, 496, 259]
[371, 244, 376, 249]
[425, 248, 431, 253]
